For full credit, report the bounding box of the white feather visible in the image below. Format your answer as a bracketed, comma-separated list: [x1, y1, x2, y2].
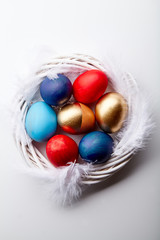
[18, 162, 90, 205]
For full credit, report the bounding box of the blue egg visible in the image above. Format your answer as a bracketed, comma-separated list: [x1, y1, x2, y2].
[40, 74, 72, 106]
[25, 101, 57, 142]
[79, 131, 114, 164]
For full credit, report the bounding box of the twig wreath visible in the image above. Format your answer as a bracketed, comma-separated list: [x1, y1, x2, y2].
[11, 53, 152, 204]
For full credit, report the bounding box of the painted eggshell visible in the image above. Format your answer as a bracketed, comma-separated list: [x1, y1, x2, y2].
[25, 101, 57, 142]
[95, 92, 128, 133]
[73, 70, 108, 104]
[79, 131, 114, 164]
[40, 74, 72, 106]
[57, 102, 95, 134]
[46, 135, 79, 167]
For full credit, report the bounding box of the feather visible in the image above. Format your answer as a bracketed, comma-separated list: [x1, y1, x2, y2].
[20, 162, 90, 205]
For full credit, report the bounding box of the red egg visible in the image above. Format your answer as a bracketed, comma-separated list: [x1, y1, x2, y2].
[73, 69, 108, 104]
[46, 135, 79, 167]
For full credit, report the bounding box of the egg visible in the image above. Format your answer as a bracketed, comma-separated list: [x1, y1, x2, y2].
[95, 92, 128, 133]
[79, 131, 114, 164]
[40, 74, 72, 106]
[57, 102, 95, 134]
[46, 135, 79, 167]
[25, 101, 57, 142]
[73, 69, 108, 104]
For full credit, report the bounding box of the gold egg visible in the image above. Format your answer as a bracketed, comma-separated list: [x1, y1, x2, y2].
[95, 92, 128, 133]
[58, 102, 95, 134]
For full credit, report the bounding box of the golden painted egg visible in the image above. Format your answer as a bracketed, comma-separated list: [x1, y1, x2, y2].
[58, 102, 95, 134]
[95, 92, 128, 133]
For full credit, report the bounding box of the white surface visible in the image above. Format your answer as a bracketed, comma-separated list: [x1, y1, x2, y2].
[0, 0, 160, 240]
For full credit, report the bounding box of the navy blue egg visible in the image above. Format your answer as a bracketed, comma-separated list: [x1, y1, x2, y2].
[79, 131, 114, 164]
[40, 74, 72, 106]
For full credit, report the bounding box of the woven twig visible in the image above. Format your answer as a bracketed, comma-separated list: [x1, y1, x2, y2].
[11, 53, 152, 203]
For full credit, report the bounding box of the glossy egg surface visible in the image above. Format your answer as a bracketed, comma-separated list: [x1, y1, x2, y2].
[79, 131, 114, 164]
[95, 92, 128, 133]
[40, 74, 72, 106]
[58, 102, 95, 134]
[46, 135, 79, 167]
[73, 70, 108, 104]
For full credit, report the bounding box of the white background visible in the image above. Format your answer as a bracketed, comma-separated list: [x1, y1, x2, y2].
[0, 0, 160, 240]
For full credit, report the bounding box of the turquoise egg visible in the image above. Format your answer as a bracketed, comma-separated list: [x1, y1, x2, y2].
[79, 131, 114, 164]
[25, 101, 57, 142]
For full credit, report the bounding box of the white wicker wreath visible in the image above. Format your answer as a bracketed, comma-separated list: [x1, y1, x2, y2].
[11, 53, 152, 204]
